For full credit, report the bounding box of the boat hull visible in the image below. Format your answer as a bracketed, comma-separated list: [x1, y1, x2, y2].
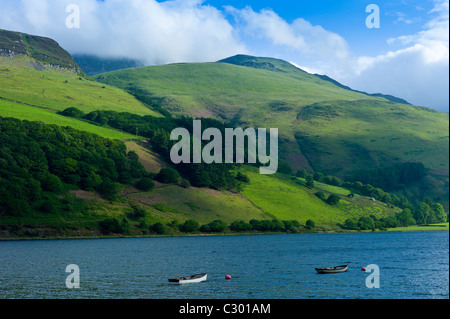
[169, 273, 207, 284]
[315, 265, 348, 274]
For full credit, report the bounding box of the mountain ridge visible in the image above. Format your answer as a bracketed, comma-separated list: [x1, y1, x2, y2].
[218, 54, 411, 105]
[94, 54, 449, 207]
[0, 29, 448, 239]
[0, 28, 82, 73]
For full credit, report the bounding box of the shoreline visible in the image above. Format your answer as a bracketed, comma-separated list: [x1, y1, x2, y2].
[1, 224, 448, 242]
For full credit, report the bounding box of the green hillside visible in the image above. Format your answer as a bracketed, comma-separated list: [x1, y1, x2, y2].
[0, 29, 80, 71]
[0, 29, 162, 140]
[0, 30, 447, 239]
[94, 55, 449, 207]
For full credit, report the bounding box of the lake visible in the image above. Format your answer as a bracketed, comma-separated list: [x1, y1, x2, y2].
[0, 231, 448, 299]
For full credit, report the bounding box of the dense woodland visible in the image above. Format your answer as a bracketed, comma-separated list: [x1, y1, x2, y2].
[60, 107, 255, 191]
[60, 108, 447, 224]
[0, 116, 146, 217]
[1, 110, 446, 234]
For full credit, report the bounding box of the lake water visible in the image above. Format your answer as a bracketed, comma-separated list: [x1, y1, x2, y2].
[0, 231, 448, 299]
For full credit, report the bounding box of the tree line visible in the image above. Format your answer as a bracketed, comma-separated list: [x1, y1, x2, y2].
[98, 216, 317, 236]
[0, 116, 147, 217]
[294, 168, 447, 219]
[60, 107, 246, 191]
[343, 202, 447, 231]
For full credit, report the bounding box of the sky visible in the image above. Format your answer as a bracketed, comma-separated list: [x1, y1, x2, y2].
[0, 0, 448, 112]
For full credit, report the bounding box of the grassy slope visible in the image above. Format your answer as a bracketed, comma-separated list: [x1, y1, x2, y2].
[0, 28, 447, 237]
[0, 55, 163, 139]
[0, 29, 79, 71]
[240, 166, 400, 229]
[103, 150, 402, 229]
[0, 56, 161, 115]
[94, 59, 449, 175]
[95, 57, 449, 207]
[0, 99, 136, 140]
[95, 61, 370, 121]
[0, 138, 440, 237]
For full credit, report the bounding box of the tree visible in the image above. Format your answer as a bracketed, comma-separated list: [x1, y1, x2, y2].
[282, 220, 300, 232]
[313, 172, 324, 182]
[395, 208, 416, 227]
[344, 218, 358, 230]
[41, 174, 63, 193]
[381, 216, 399, 228]
[305, 175, 314, 189]
[414, 202, 431, 225]
[358, 216, 375, 230]
[433, 203, 447, 223]
[230, 220, 253, 232]
[150, 222, 166, 234]
[306, 219, 315, 230]
[98, 178, 120, 200]
[295, 169, 307, 178]
[326, 194, 341, 205]
[236, 172, 250, 183]
[202, 220, 228, 233]
[156, 168, 180, 184]
[81, 172, 102, 191]
[180, 219, 199, 232]
[136, 177, 155, 191]
[60, 107, 85, 118]
[315, 191, 326, 201]
[98, 218, 123, 234]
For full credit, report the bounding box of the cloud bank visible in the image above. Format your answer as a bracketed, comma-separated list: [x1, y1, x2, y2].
[1, 0, 246, 64]
[0, 0, 448, 111]
[347, 0, 449, 111]
[224, 2, 449, 112]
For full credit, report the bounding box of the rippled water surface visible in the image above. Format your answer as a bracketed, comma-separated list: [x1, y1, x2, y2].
[0, 231, 448, 299]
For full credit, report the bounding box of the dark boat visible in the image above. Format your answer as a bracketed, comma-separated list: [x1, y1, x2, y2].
[315, 265, 348, 274]
[168, 273, 207, 284]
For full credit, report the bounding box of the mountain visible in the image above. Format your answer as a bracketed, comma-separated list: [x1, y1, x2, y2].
[72, 54, 144, 75]
[0, 29, 81, 72]
[94, 54, 449, 207]
[0, 30, 447, 239]
[0, 29, 161, 139]
[221, 55, 410, 104]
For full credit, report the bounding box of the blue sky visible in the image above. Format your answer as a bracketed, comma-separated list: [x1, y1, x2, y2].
[207, 0, 436, 55]
[0, 0, 448, 111]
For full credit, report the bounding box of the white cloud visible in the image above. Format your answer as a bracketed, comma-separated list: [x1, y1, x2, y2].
[0, 0, 246, 65]
[343, 0, 449, 111]
[225, 6, 350, 67]
[0, 0, 448, 111]
[223, 2, 448, 111]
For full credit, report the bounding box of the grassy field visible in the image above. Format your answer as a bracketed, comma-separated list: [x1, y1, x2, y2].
[0, 99, 137, 140]
[0, 54, 164, 139]
[125, 184, 272, 224]
[95, 59, 371, 122]
[95, 60, 448, 176]
[95, 56, 449, 209]
[0, 56, 162, 116]
[1, 31, 447, 239]
[240, 166, 400, 229]
[387, 223, 449, 232]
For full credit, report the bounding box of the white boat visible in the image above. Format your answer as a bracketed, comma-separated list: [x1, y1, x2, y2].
[315, 265, 348, 274]
[168, 273, 207, 284]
